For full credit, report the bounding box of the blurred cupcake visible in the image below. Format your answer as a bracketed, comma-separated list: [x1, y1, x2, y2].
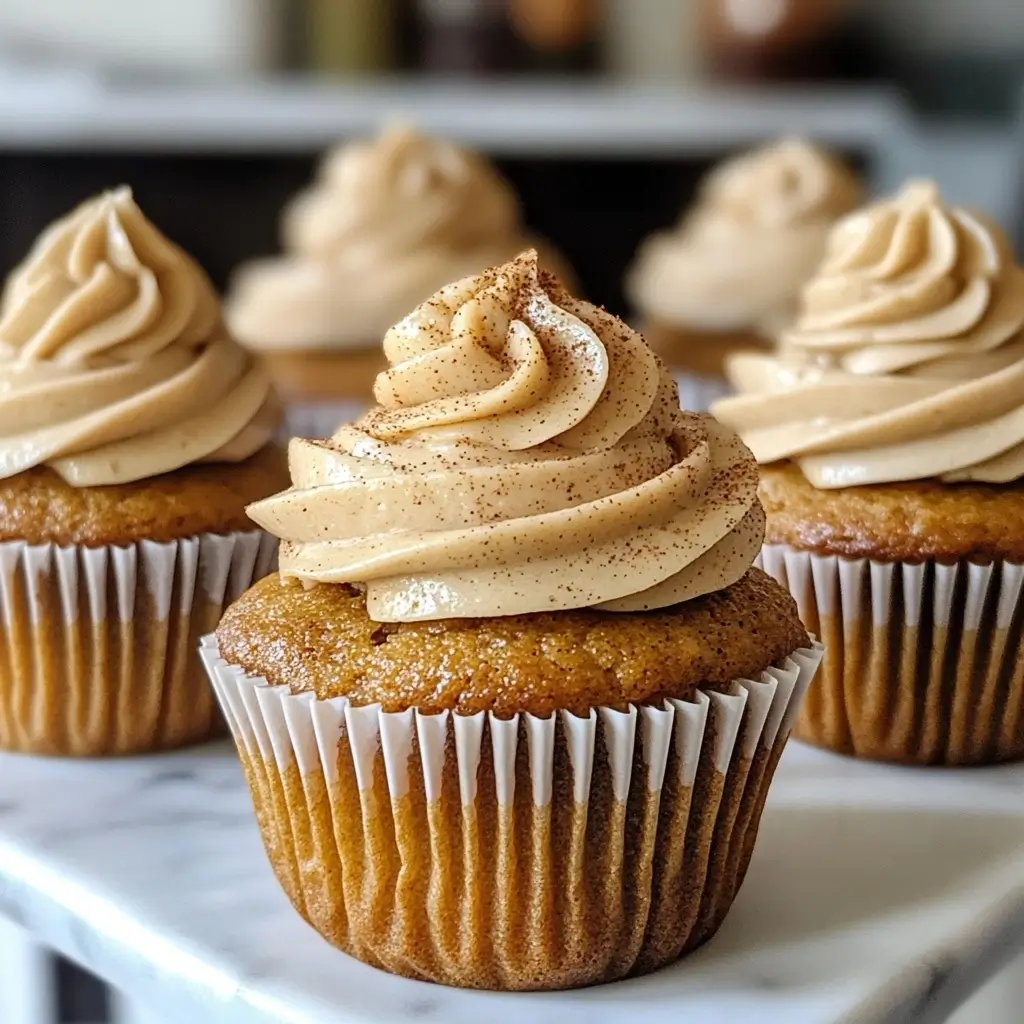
[713, 180, 1024, 766]
[627, 138, 861, 410]
[0, 187, 288, 756]
[227, 125, 573, 438]
[203, 251, 821, 990]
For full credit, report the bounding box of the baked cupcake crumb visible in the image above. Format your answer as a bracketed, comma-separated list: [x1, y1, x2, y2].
[217, 567, 808, 717]
[761, 461, 1024, 563]
[0, 444, 289, 546]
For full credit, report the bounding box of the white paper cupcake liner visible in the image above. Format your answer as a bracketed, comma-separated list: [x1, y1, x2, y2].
[758, 545, 1024, 765]
[0, 531, 277, 756]
[201, 634, 822, 989]
[673, 371, 734, 413]
[279, 400, 369, 441]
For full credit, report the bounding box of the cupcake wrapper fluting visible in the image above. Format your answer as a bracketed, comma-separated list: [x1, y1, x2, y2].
[201, 635, 823, 990]
[279, 400, 369, 441]
[758, 546, 1024, 765]
[0, 532, 277, 756]
[672, 371, 734, 413]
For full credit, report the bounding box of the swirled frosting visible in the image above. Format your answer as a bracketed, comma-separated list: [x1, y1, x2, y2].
[227, 125, 567, 352]
[627, 139, 862, 333]
[248, 252, 764, 622]
[0, 187, 276, 486]
[713, 180, 1024, 487]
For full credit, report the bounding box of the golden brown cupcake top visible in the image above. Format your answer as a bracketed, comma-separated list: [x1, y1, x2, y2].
[0, 443, 289, 547]
[715, 180, 1024, 488]
[0, 188, 277, 486]
[248, 251, 765, 622]
[226, 125, 569, 352]
[627, 139, 861, 333]
[216, 568, 808, 715]
[760, 460, 1024, 563]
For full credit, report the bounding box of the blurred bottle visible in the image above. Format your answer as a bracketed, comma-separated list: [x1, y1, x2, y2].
[412, 0, 520, 73]
[0, 0, 289, 75]
[305, 0, 397, 72]
[604, 0, 703, 81]
[700, 0, 857, 81]
[505, 0, 601, 73]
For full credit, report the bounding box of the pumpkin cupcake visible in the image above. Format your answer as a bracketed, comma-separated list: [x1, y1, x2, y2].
[227, 125, 573, 439]
[0, 187, 288, 756]
[202, 251, 822, 990]
[713, 180, 1024, 766]
[627, 139, 861, 411]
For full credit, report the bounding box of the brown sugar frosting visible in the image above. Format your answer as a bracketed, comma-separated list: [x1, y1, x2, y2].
[0, 187, 276, 486]
[247, 251, 765, 621]
[627, 139, 861, 333]
[714, 180, 1024, 487]
[226, 125, 557, 352]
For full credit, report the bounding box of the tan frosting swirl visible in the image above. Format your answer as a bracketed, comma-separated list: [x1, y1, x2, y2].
[0, 187, 276, 486]
[248, 252, 764, 622]
[713, 180, 1024, 487]
[227, 126, 559, 352]
[628, 139, 862, 333]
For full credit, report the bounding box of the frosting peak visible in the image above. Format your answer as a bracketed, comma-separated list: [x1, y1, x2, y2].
[248, 252, 764, 622]
[364, 254, 655, 451]
[703, 138, 862, 228]
[0, 188, 276, 486]
[284, 125, 519, 260]
[227, 126, 558, 352]
[713, 180, 1024, 487]
[627, 139, 861, 333]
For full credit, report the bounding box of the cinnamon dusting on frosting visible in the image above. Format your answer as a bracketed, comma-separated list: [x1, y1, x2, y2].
[714, 180, 1024, 487]
[247, 251, 765, 622]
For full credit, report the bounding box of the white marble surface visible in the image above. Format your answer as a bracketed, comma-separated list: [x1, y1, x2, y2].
[0, 740, 1021, 1024]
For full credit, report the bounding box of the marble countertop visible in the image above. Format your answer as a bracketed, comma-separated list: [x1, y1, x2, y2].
[0, 740, 1021, 1024]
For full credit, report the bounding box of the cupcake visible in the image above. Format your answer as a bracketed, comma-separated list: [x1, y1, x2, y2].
[626, 139, 861, 411]
[713, 180, 1024, 766]
[227, 125, 573, 439]
[0, 187, 289, 756]
[202, 251, 822, 989]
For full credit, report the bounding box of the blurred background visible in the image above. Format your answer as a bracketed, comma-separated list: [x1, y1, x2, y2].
[0, 0, 1021, 318]
[0, 2, 1023, 1022]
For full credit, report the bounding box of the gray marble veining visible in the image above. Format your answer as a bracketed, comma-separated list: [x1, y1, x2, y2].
[0, 742, 1022, 1024]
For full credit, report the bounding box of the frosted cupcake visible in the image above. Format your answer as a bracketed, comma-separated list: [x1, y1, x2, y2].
[714, 180, 1024, 765]
[0, 187, 288, 756]
[627, 139, 861, 410]
[227, 125, 573, 438]
[203, 251, 822, 989]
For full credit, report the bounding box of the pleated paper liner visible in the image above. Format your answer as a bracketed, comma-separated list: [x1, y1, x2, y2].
[201, 635, 823, 991]
[758, 545, 1024, 765]
[0, 532, 277, 757]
